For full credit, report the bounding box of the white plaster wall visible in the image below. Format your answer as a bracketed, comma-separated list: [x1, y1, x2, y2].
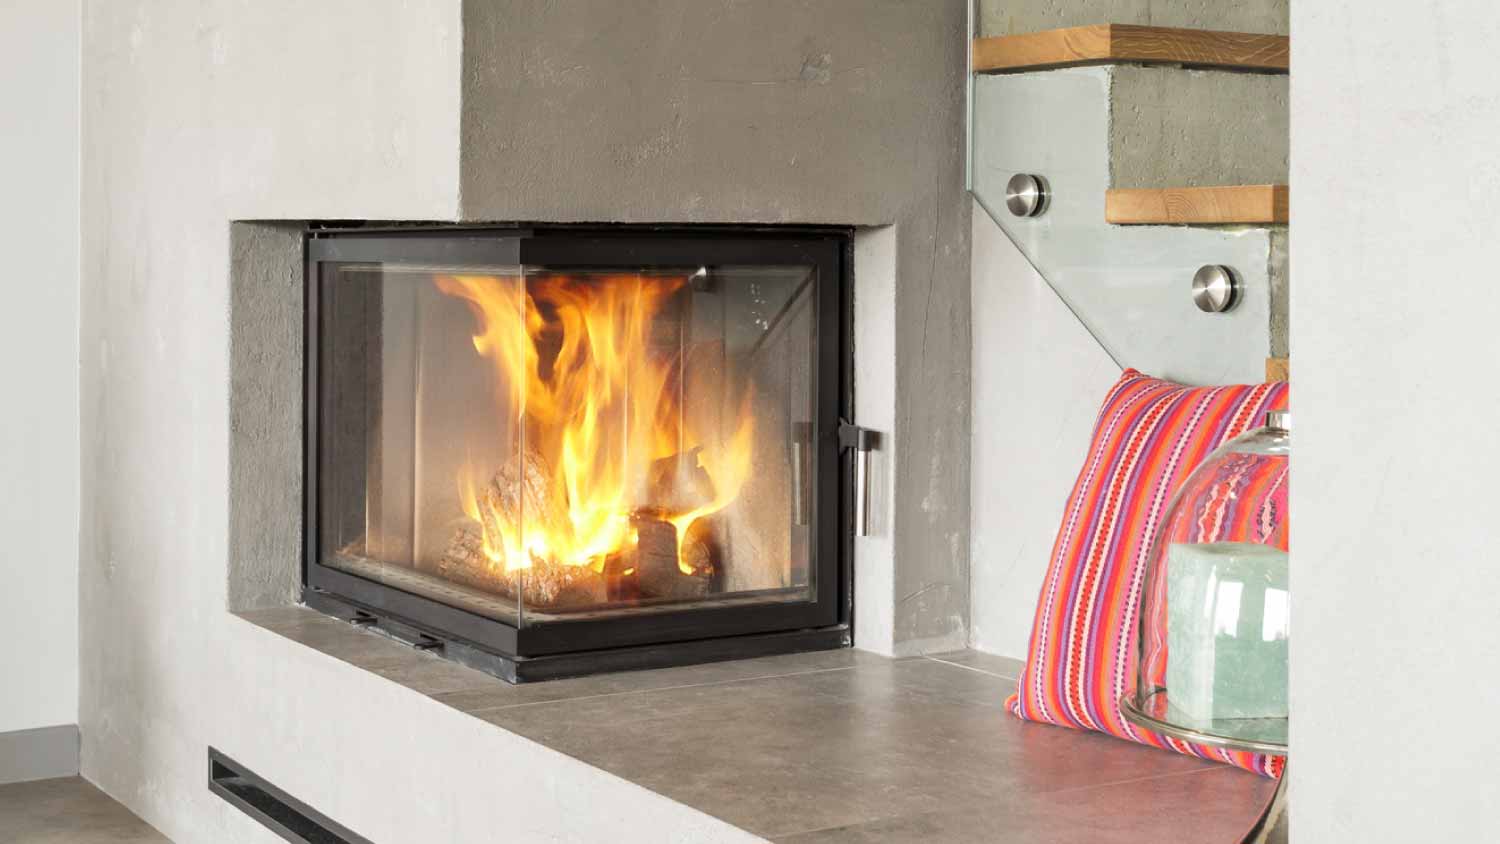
[1291, 1, 1500, 839]
[79, 2, 753, 841]
[968, 201, 1119, 658]
[853, 227, 898, 656]
[0, 0, 80, 735]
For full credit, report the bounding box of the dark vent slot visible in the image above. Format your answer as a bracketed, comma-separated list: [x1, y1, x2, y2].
[208, 748, 372, 844]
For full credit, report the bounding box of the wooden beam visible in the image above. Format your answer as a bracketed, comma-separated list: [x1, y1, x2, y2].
[1265, 358, 1289, 383]
[973, 24, 1289, 74]
[1105, 185, 1289, 225]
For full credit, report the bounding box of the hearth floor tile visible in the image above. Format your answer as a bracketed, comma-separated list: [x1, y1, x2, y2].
[241, 607, 1273, 841]
[774, 766, 1271, 843]
[433, 646, 886, 713]
[925, 648, 1025, 680]
[473, 658, 1271, 840]
[0, 776, 170, 844]
[239, 606, 444, 673]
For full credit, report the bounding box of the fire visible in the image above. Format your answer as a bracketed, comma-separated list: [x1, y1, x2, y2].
[434, 273, 754, 580]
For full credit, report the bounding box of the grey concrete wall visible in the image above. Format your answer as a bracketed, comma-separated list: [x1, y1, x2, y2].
[1292, 1, 1500, 839]
[1108, 66, 1289, 189]
[1268, 228, 1288, 359]
[979, 0, 1287, 37]
[462, 0, 973, 652]
[228, 224, 304, 612]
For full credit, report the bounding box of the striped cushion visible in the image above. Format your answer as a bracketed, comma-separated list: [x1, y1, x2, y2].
[1005, 369, 1288, 776]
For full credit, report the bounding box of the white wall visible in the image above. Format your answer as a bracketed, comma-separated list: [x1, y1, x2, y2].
[853, 227, 899, 656]
[968, 202, 1119, 658]
[0, 0, 80, 735]
[1292, 2, 1500, 840]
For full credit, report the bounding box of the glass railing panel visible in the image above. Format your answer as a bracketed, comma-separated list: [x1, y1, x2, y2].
[972, 67, 1274, 386]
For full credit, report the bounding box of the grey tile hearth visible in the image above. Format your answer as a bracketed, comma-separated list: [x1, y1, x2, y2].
[239, 606, 1272, 842]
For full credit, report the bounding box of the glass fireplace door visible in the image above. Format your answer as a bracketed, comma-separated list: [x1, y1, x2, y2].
[308, 231, 844, 656]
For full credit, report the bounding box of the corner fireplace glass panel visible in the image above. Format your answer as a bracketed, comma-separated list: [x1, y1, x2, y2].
[317, 258, 820, 628]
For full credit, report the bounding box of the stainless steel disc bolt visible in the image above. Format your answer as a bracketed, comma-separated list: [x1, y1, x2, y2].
[1005, 173, 1048, 217]
[1191, 265, 1240, 313]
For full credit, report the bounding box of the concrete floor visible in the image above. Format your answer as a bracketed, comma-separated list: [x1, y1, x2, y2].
[243, 606, 1276, 842]
[0, 776, 169, 843]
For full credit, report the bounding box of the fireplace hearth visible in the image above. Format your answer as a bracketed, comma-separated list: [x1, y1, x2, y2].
[303, 227, 856, 681]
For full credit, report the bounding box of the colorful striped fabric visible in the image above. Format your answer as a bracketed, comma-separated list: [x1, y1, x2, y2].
[1005, 369, 1288, 777]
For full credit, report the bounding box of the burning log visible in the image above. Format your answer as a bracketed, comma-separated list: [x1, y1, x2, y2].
[436, 522, 607, 609]
[647, 448, 716, 516]
[434, 447, 722, 609]
[476, 449, 571, 553]
[634, 515, 716, 601]
[436, 450, 606, 609]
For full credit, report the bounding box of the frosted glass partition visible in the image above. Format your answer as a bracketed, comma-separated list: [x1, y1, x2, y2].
[971, 68, 1273, 386]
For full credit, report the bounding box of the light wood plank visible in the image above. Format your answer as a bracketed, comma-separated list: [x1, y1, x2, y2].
[1266, 357, 1289, 383]
[1105, 185, 1289, 225]
[973, 24, 1114, 72]
[973, 24, 1289, 74]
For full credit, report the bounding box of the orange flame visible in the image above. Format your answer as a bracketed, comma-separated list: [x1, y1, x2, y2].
[435, 273, 754, 578]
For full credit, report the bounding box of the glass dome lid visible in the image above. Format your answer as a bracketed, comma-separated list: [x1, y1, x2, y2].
[1125, 410, 1290, 753]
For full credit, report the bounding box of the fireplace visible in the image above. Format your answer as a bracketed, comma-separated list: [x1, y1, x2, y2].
[302, 227, 857, 681]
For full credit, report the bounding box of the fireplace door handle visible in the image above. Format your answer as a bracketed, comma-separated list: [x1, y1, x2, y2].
[839, 420, 881, 537]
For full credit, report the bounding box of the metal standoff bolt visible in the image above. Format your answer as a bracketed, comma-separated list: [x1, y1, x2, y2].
[1005, 173, 1048, 218]
[1191, 265, 1240, 313]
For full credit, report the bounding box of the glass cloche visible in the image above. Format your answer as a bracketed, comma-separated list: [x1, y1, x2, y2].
[1125, 409, 1290, 752]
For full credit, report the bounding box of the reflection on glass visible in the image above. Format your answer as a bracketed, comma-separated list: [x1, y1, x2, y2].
[318, 263, 818, 626]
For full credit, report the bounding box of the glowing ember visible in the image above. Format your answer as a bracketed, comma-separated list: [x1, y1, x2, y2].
[434, 273, 754, 587]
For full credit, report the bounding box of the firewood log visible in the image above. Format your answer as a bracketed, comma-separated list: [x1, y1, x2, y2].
[634, 515, 715, 601]
[647, 448, 716, 515]
[435, 449, 604, 609]
[436, 522, 607, 609]
[433, 447, 733, 609]
[476, 448, 570, 556]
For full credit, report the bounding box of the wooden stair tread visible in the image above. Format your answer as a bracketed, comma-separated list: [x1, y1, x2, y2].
[973, 24, 1288, 74]
[1105, 185, 1288, 225]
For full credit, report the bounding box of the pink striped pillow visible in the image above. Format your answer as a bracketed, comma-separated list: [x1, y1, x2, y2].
[1005, 369, 1288, 776]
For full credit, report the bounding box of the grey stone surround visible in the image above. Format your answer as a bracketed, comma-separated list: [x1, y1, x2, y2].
[228, 223, 304, 611]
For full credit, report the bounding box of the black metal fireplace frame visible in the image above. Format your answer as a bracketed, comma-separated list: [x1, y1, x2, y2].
[301, 225, 853, 681]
